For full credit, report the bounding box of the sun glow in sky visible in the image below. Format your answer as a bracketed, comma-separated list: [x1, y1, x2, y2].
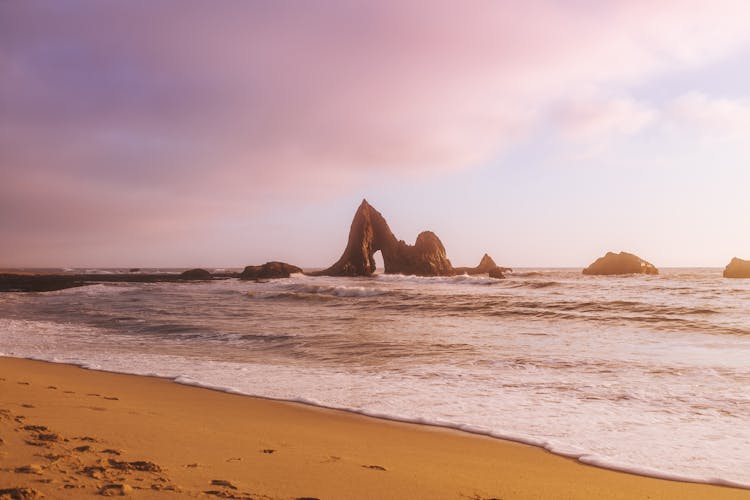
[2, 1, 749, 268]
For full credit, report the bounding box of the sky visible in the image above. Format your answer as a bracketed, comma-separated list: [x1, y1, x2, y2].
[2, 1, 750, 268]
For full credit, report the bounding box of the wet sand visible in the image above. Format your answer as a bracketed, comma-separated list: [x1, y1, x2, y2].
[1, 356, 748, 499]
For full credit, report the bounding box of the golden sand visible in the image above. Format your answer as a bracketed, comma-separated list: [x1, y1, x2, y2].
[1, 357, 748, 499]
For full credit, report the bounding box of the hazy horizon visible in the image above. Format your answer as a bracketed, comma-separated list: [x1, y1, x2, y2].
[2, 2, 749, 268]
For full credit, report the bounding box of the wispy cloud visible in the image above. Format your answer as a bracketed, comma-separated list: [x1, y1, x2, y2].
[2, 1, 750, 264]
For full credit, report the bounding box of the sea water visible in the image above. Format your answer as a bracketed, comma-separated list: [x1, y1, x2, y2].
[1, 269, 748, 487]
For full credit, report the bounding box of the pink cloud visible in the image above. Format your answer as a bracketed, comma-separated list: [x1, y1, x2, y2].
[2, 1, 750, 264]
[665, 92, 750, 139]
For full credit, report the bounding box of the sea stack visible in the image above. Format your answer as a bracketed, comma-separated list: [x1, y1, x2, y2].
[315, 199, 506, 277]
[583, 251, 658, 276]
[723, 257, 750, 278]
[315, 200, 454, 277]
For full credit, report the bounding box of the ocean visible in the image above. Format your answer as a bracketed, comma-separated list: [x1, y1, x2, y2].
[1, 269, 748, 487]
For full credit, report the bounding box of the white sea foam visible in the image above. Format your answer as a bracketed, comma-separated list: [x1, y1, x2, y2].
[376, 273, 497, 285]
[249, 283, 389, 299]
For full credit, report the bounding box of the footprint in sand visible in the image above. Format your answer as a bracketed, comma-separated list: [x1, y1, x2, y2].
[261, 449, 275, 454]
[22, 425, 49, 432]
[15, 464, 44, 474]
[362, 464, 387, 471]
[21, 404, 35, 409]
[17, 381, 30, 385]
[103, 396, 119, 401]
[210, 480, 237, 490]
[47, 386, 57, 390]
[87, 406, 107, 412]
[0, 487, 43, 498]
[63, 390, 74, 394]
[99, 483, 133, 496]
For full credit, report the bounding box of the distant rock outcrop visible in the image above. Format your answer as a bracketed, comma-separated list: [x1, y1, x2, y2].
[454, 253, 512, 278]
[0, 274, 86, 292]
[240, 262, 302, 280]
[315, 200, 506, 278]
[180, 268, 212, 280]
[723, 257, 750, 278]
[583, 251, 658, 276]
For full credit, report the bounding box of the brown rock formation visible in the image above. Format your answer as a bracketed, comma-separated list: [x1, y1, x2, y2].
[582, 251, 658, 276]
[723, 257, 750, 278]
[316, 200, 504, 277]
[314, 200, 453, 277]
[240, 262, 302, 280]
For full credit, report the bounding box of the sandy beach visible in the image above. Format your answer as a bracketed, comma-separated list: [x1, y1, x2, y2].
[0, 357, 747, 499]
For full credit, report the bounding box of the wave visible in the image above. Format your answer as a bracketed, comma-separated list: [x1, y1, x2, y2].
[505, 280, 561, 289]
[376, 273, 499, 286]
[248, 283, 390, 300]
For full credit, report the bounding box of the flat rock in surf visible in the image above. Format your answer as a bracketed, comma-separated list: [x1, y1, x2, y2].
[723, 257, 750, 278]
[582, 251, 658, 276]
[239, 261, 302, 280]
[180, 268, 213, 280]
[0, 274, 87, 292]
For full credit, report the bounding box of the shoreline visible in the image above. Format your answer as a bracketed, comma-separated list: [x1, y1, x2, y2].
[1, 356, 749, 499]
[7, 352, 749, 490]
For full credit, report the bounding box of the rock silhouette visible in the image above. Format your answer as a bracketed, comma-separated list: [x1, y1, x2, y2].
[316, 200, 504, 277]
[583, 251, 658, 275]
[240, 262, 303, 280]
[723, 257, 750, 278]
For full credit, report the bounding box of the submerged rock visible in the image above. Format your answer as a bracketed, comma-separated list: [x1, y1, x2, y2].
[723, 257, 750, 278]
[180, 268, 212, 280]
[583, 251, 658, 275]
[488, 267, 509, 279]
[239, 262, 302, 280]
